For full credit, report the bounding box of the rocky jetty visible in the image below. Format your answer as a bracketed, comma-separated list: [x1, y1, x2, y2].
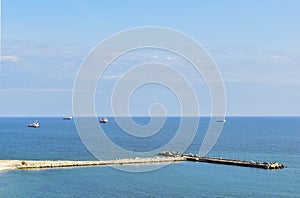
[0, 152, 285, 172]
[158, 151, 285, 169]
[0, 157, 185, 171]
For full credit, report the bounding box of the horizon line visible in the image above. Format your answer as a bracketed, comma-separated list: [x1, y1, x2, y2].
[0, 115, 299, 118]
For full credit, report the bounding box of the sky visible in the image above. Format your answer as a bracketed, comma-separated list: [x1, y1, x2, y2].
[1, 0, 300, 116]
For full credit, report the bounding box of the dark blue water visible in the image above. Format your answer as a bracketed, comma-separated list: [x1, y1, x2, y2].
[0, 117, 299, 197]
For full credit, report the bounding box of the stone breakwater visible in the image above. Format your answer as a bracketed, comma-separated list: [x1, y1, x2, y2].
[0, 152, 285, 172]
[159, 151, 285, 169]
[0, 157, 185, 171]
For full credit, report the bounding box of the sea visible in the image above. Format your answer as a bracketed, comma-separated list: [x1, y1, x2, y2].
[0, 117, 299, 197]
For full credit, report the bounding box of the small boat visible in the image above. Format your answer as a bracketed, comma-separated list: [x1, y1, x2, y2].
[216, 119, 226, 123]
[28, 120, 40, 128]
[99, 118, 108, 123]
[63, 116, 72, 120]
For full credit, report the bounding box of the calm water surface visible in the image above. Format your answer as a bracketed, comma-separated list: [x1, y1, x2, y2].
[0, 117, 299, 197]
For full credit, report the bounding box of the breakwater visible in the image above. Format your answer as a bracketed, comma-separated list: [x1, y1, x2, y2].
[159, 151, 285, 169]
[0, 152, 285, 171]
[0, 157, 185, 171]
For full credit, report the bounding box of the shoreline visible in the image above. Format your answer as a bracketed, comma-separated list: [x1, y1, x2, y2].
[0, 157, 185, 172]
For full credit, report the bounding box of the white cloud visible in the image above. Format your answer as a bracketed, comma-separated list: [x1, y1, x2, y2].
[0, 88, 73, 92]
[1, 55, 20, 62]
[101, 74, 121, 79]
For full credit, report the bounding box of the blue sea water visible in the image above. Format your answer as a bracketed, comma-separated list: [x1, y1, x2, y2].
[0, 117, 299, 197]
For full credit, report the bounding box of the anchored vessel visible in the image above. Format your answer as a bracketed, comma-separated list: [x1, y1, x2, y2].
[100, 117, 108, 123]
[28, 120, 39, 128]
[63, 116, 72, 120]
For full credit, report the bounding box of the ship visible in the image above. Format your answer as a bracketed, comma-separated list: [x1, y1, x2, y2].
[63, 116, 72, 120]
[28, 120, 40, 128]
[99, 117, 108, 123]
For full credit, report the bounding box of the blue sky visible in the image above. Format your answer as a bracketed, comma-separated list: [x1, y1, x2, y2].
[1, 0, 300, 116]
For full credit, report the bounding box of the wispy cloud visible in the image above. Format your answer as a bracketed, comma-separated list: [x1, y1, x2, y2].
[1, 39, 88, 89]
[0, 88, 73, 92]
[1, 55, 20, 62]
[210, 45, 300, 84]
[101, 74, 121, 79]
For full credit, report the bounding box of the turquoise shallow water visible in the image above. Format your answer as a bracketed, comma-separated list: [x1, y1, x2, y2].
[0, 117, 299, 197]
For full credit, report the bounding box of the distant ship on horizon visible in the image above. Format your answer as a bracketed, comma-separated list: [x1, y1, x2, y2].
[63, 116, 72, 120]
[99, 117, 108, 123]
[28, 120, 40, 128]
